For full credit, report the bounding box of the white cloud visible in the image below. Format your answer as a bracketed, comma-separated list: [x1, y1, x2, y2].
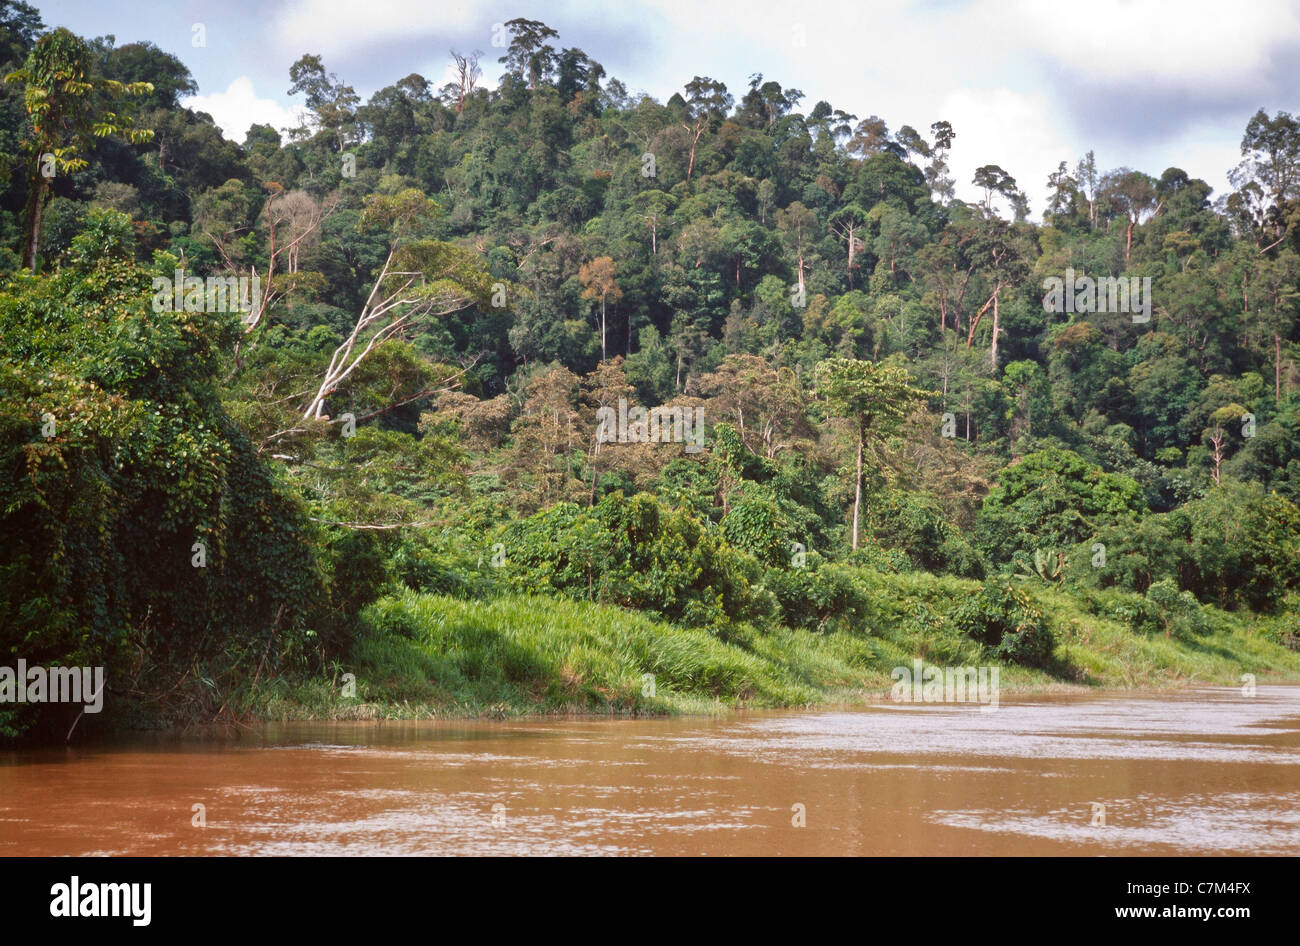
[940, 87, 1065, 215]
[1003, 0, 1300, 90]
[184, 76, 308, 143]
[270, 0, 484, 60]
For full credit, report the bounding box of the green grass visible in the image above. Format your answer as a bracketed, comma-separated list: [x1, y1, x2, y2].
[256, 570, 1300, 721]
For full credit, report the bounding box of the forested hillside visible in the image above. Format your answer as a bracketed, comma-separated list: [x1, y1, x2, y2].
[3, 6, 1299, 738]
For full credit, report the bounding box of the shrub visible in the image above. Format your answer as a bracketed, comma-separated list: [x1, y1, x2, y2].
[947, 580, 1055, 667]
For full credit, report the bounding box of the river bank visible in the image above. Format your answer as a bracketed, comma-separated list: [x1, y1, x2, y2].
[244, 579, 1300, 724]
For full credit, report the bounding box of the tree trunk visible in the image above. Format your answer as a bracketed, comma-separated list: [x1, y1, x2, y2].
[1276, 333, 1283, 404]
[851, 432, 863, 552]
[600, 294, 607, 361]
[990, 289, 1000, 370]
[22, 175, 49, 271]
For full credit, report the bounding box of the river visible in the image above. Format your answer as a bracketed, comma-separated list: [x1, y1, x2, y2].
[2, 686, 1297, 856]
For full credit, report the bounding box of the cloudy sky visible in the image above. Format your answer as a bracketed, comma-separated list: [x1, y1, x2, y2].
[33, 0, 1300, 215]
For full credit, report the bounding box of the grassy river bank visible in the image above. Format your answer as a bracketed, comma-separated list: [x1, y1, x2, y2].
[246, 570, 1300, 723]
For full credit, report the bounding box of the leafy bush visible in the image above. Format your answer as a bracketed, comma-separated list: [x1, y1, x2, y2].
[495, 492, 773, 628]
[1144, 579, 1208, 639]
[947, 580, 1055, 667]
[765, 560, 871, 632]
[1072, 483, 1300, 611]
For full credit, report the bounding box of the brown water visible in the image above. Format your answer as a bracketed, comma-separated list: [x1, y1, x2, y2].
[2, 686, 1298, 856]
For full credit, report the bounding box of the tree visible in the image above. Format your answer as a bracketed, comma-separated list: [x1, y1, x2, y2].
[739, 74, 803, 129]
[678, 76, 731, 182]
[828, 203, 869, 287]
[813, 358, 929, 550]
[974, 448, 1145, 565]
[1230, 109, 1300, 249]
[1075, 150, 1099, 230]
[1255, 249, 1300, 403]
[847, 115, 895, 158]
[286, 54, 360, 152]
[103, 41, 197, 110]
[0, 1, 43, 69]
[630, 190, 676, 256]
[556, 47, 604, 106]
[776, 201, 817, 300]
[302, 190, 495, 420]
[579, 256, 623, 361]
[446, 50, 482, 114]
[971, 164, 1022, 217]
[1045, 160, 1077, 220]
[581, 358, 634, 503]
[699, 354, 811, 459]
[0, 210, 325, 735]
[925, 120, 956, 202]
[1102, 168, 1160, 267]
[498, 18, 559, 91]
[205, 183, 338, 347]
[5, 27, 154, 270]
[807, 100, 856, 144]
[963, 215, 1029, 369]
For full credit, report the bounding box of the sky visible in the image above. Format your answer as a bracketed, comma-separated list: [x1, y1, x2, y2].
[30, 0, 1300, 216]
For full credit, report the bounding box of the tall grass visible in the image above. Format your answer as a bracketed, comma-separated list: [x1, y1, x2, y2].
[258, 569, 1300, 721]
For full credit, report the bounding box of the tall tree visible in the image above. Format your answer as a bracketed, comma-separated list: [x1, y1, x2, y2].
[1045, 161, 1077, 219]
[498, 18, 559, 91]
[1075, 149, 1099, 230]
[925, 120, 956, 202]
[813, 358, 929, 550]
[828, 203, 869, 287]
[679, 76, 731, 181]
[286, 54, 360, 152]
[776, 201, 817, 301]
[1103, 168, 1160, 267]
[5, 27, 154, 270]
[579, 255, 622, 361]
[971, 164, 1021, 217]
[446, 49, 482, 114]
[1231, 109, 1300, 249]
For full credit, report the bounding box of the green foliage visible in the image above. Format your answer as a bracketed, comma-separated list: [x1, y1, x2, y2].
[947, 580, 1055, 667]
[5, 20, 1300, 737]
[0, 212, 325, 735]
[495, 493, 772, 629]
[976, 448, 1144, 567]
[764, 560, 871, 632]
[1178, 482, 1300, 611]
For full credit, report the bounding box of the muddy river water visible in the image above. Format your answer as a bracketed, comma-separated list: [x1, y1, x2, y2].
[2, 686, 1297, 856]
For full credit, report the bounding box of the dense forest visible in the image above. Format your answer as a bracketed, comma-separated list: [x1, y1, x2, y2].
[3, 5, 1299, 739]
